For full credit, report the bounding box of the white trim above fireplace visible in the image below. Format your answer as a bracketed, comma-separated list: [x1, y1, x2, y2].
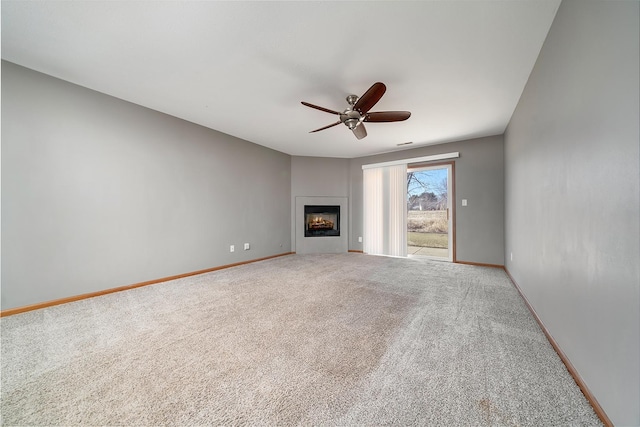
[295, 196, 348, 254]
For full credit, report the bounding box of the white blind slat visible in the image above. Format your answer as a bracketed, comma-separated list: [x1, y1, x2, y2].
[363, 164, 407, 257]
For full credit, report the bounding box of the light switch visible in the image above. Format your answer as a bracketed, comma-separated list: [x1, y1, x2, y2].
[462, 199, 468, 206]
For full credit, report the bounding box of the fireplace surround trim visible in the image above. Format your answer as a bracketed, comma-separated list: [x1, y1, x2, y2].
[295, 196, 348, 254]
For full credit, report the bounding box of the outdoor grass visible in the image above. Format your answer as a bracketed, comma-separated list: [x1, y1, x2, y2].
[407, 210, 448, 248]
[407, 232, 448, 248]
[408, 210, 448, 233]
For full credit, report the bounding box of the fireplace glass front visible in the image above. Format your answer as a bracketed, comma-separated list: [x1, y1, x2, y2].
[304, 205, 340, 237]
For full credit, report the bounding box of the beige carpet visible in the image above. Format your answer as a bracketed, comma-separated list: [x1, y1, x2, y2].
[1, 253, 601, 425]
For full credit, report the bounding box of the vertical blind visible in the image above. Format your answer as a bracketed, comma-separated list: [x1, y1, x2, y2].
[363, 163, 407, 257]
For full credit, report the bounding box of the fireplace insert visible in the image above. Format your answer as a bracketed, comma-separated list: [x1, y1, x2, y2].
[304, 205, 340, 237]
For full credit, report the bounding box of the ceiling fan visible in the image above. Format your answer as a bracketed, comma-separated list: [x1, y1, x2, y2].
[301, 82, 411, 140]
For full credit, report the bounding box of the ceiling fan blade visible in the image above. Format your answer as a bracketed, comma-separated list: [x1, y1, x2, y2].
[310, 121, 341, 133]
[352, 123, 367, 140]
[354, 82, 386, 114]
[301, 101, 341, 115]
[365, 111, 411, 122]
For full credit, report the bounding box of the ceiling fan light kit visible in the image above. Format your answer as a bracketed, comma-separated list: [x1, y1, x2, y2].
[301, 82, 411, 140]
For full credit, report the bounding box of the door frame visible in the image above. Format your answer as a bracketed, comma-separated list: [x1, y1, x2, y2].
[407, 161, 456, 262]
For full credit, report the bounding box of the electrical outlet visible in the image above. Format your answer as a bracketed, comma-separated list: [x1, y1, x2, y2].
[358, 236, 363, 243]
[462, 199, 468, 206]
[244, 243, 250, 250]
[230, 245, 235, 253]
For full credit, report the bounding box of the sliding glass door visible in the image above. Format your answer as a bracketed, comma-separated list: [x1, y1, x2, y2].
[407, 163, 453, 261]
[362, 152, 458, 260]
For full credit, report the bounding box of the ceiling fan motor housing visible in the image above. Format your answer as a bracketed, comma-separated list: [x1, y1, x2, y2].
[340, 109, 364, 129]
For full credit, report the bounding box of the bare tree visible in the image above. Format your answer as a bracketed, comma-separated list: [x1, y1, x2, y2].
[407, 171, 446, 211]
[407, 171, 436, 195]
[435, 177, 448, 209]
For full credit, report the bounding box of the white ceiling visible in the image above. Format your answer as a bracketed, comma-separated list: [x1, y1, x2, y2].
[1, 0, 560, 158]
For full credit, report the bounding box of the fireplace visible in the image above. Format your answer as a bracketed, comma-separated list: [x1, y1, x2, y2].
[304, 205, 340, 237]
[296, 197, 347, 253]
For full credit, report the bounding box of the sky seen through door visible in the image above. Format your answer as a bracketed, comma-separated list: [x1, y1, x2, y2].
[407, 169, 447, 196]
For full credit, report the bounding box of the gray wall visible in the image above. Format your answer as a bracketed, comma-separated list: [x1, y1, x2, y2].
[1, 61, 292, 310]
[349, 135, 505, 265]
[290, 156, 349, 251]
[504, 1, 640, 425]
